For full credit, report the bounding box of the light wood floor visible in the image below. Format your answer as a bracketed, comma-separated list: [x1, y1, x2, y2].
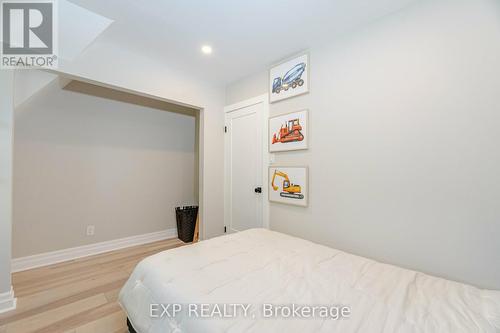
[0, 238, 185, 333]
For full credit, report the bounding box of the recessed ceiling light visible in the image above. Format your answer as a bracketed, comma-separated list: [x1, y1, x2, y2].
[201, 45, 212, 55]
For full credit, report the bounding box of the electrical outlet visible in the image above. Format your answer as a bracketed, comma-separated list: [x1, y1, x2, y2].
[86, 225, 95, 236]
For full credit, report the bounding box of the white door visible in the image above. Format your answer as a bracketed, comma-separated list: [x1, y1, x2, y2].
[225, 101, 264, 233]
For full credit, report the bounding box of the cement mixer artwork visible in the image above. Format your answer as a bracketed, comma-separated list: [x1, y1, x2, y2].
[269, 53, 309, 103]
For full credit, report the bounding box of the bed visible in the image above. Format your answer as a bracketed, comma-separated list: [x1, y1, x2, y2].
[119, 228, 500, 332]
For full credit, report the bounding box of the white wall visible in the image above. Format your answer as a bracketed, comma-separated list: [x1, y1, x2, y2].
[226, 71, 268, 106]
[13, 81, 196, 257]
[226, 0, 500, 289]
[0, 71, 14, 298]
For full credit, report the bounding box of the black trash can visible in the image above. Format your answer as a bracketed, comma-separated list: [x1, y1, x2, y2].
[175, 206, 198, 243]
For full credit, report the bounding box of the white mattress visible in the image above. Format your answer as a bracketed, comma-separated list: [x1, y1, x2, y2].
[119, 229, 500, 332]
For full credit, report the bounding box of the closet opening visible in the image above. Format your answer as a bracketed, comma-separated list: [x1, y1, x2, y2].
[12, 74, 201, 262]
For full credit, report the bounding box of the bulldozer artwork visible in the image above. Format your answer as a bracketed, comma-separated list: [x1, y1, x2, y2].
[271, 170, 304, 200]
[269, 109, 308, 152]
[272, 118, 304, 145]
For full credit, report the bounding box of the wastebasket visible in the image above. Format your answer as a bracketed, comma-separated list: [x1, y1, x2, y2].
[175, 206, 198, 242]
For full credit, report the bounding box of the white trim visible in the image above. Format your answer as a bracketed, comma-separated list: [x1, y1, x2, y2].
[224, 94, 270, 231]
[0, 286, 16, 314]
[11, 228, 177, 273]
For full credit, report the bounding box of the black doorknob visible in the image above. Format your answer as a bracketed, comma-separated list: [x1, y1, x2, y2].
[254, 187, 262, 193]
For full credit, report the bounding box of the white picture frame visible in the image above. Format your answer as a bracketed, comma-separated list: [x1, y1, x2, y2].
[269, 53, 309, 103]
[269, 166, 308, 207]
[269, 109, 308, 152]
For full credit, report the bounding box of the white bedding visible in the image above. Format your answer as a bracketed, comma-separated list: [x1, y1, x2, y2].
[119, 228, 500, 332]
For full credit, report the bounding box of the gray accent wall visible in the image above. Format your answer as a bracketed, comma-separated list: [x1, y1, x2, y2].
[225, 0, 500, 289]
[13, 80, 197, 258]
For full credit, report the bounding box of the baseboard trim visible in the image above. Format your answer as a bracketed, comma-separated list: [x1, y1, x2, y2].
[12, 228, 177, 273]
[0, 286, 17, 314]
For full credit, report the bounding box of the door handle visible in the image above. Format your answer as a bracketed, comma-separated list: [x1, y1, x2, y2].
[254, 187, 262, 194]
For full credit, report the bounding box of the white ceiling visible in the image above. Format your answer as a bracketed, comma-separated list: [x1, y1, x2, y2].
[58, 0, 113, 61]
[68, 0, 420, 85]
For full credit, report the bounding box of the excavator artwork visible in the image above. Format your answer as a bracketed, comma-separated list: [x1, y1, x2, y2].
[272, 118, 304, 144]
[271, 170, 304, 200]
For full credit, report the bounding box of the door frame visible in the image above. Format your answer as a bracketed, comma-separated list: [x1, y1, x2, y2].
[224, 94, 270, 232]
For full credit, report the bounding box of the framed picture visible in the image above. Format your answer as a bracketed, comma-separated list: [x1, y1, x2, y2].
[269, 166, 308, 207]
[269, 53, 309, 103]
[269, 109, 308, 152]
